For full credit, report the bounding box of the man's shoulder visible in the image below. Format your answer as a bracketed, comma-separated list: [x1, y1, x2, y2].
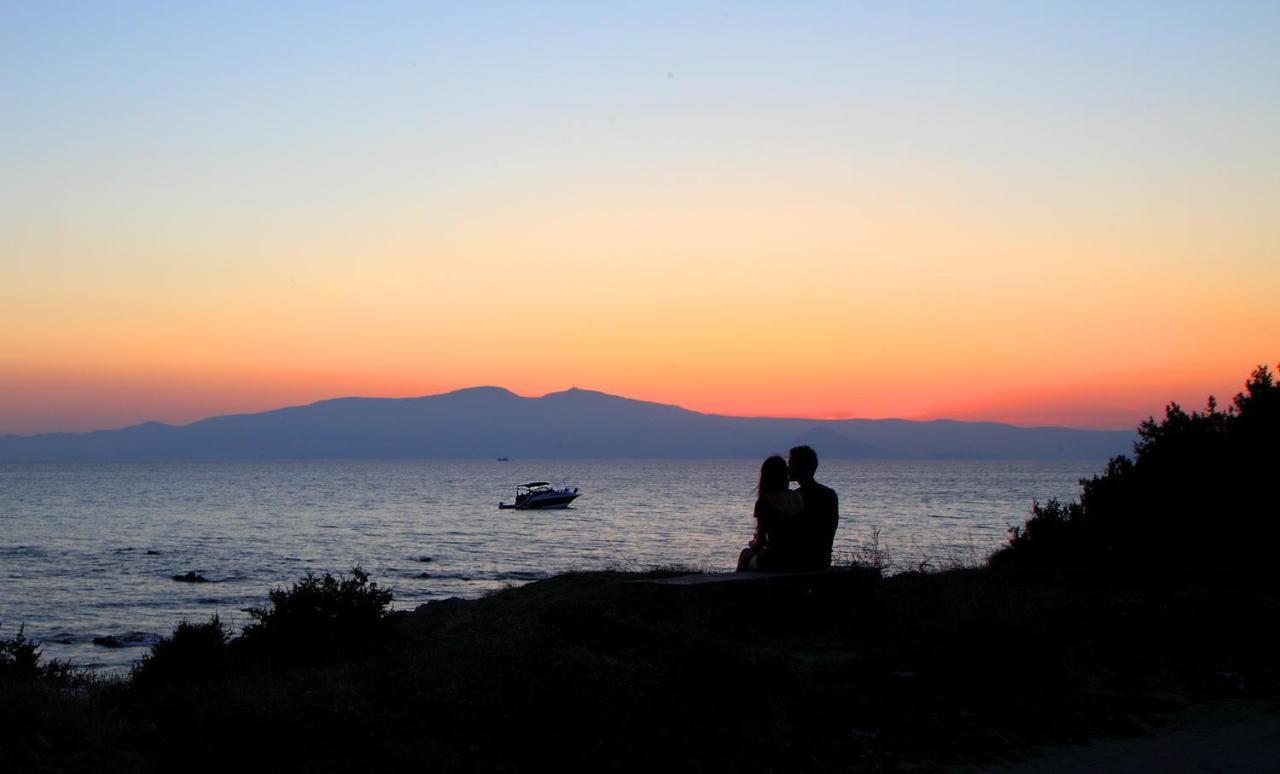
[806, 482, 837, 499]
[801, 482, 838, 507]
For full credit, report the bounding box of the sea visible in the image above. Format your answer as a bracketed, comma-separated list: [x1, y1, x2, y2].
[0, 458, 1102, 672]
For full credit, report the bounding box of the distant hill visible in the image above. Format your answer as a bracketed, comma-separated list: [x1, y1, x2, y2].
[0, 387, 1134, 460]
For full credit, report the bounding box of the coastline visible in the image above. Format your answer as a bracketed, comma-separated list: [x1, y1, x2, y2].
[8, 562, 1274, 771]
[1, 457, 1099, 673]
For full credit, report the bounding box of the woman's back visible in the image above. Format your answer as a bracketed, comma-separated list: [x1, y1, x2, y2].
[755, 489, 803, 550]
[755, 489, 802, 524]
[738, 454, 802, 572]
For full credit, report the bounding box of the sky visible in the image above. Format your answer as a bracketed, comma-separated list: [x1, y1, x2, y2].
[2, 1, 1278, 434]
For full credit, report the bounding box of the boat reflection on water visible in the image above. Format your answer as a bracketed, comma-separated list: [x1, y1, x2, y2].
[499, 482, 581, 510]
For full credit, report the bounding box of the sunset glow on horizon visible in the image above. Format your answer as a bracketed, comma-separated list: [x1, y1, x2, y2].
[3, 3, 1278, 435]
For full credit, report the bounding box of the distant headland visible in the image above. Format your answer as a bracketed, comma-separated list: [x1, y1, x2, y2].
[0, 386, 1132, 460]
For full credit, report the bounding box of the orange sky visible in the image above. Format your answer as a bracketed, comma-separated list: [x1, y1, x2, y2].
[3, 171, 1277, 434]
[2, 4, 1277, 435]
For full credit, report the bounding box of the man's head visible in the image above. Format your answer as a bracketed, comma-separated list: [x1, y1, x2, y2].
[788, 445, 818, 482]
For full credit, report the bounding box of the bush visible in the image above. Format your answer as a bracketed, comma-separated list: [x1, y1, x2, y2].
[0, 624, 72, 682]
[993, 363, 1279, 574]
[240, 566, 393, 667]
[0, 624, 43, 680]
[132, 615, 231, 690]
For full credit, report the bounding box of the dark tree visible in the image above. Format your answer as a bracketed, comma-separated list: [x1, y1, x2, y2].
[993, 364, 1279, 575]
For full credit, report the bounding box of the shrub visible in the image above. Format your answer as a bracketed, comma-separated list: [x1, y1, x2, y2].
[240, 566, 393, 667]
[0, 624, 43, 680]
[993, 363, 1279, 574]
[835, 526, 892, 573]
[0, 623, 73, 682]
[132, 615, 231, 690]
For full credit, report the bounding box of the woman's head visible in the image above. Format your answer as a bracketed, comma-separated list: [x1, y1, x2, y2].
[757, 455, 790, 496]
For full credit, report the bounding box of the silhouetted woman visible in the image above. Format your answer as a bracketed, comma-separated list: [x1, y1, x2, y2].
[736, 455, 803, 571]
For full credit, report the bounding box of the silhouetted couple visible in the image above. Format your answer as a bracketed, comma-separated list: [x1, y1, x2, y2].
[736, 445, 840, 572]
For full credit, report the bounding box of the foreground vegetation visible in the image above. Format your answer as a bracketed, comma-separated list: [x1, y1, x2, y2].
[992, 363, 1278, 573]
[2, 365, 1276, 772]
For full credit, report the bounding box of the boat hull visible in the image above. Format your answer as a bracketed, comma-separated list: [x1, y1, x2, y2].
[498, 492, 581, 510]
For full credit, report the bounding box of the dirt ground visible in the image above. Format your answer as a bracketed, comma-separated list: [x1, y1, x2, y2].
[967, 700, 1280, 773]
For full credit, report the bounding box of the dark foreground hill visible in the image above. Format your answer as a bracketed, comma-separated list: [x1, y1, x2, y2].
[0, 386, 1132, 460]
[3, 566, 1278, 772]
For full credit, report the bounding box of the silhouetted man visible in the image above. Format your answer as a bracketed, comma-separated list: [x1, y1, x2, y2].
[788, 445, 839, 569]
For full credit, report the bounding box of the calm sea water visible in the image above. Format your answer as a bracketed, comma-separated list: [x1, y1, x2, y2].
[0, 459, 1100, 671]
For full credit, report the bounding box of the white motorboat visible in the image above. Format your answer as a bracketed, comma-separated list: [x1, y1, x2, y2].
[498, 482, 581, 510]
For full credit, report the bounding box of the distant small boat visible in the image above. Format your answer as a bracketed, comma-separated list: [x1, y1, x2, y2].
[499, 482, 581, 510]
[496, 456, 510, 462]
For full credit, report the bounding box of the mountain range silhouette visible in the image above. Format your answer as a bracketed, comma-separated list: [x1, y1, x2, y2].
[0, 387, 1134, 460]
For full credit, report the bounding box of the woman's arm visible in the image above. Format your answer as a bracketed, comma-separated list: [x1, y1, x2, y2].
[753, 496, 773, 544]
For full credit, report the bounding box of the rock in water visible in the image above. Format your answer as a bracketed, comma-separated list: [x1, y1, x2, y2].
[93, 631, 160, 648]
